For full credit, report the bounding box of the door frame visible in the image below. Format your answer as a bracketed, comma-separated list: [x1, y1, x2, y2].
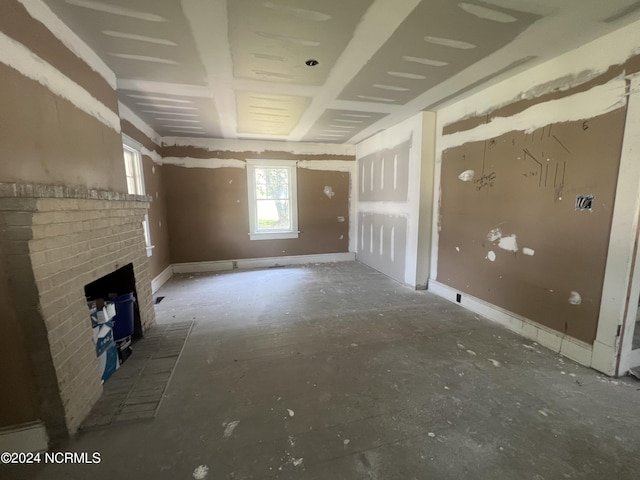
[592, 74, 640, 376]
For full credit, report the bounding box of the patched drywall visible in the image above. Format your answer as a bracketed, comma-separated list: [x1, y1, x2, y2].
[357, 212, 408, 282]
[164, 165, 350, 263]
[358, 138, 411, 202]
[0, 62, 126, 192]
[121, 120, 171, 280]
[356, 112, 435, 287]
[437, 107, 626, 343]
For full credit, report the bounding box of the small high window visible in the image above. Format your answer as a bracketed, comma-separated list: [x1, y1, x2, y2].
[247, 160, 299, 240]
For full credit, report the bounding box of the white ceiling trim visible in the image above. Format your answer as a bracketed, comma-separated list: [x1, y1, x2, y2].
[288, 0, 422, 142]
[182, 0, 237, 138]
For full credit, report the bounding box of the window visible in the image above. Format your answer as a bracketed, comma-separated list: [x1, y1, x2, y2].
[123, 143, 144, 196]
[122, 135, 153, 256]
[247, 160, 298, 240]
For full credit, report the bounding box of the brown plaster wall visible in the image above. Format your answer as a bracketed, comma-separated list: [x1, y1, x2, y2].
[121, 121, 171, 280]
[0, 0, 118, 112]
[141, 159, 171, 279]
[437, 108, 626, 343]
[164, 166, 349, 263]
[160, 145, 355, 162]
[443, 53, 640, 136]
[0, 63, 126, 192]
[0, 245, 39, 427]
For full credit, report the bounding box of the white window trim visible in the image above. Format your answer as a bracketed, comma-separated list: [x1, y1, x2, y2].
[122, 135, 154, 256]
[246, 159, 299, 241]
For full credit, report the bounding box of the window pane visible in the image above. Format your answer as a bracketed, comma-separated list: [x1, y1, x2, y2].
[255, 168, 289, 200]
[257, 199, 290, 230]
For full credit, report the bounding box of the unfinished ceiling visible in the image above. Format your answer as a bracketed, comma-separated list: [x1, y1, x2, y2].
[43, 0, 640, 144]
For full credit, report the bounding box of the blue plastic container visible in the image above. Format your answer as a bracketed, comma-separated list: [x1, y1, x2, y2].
[112, 292, 135, 340]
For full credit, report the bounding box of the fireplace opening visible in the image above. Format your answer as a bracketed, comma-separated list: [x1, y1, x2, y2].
[84, 263, 143, 339]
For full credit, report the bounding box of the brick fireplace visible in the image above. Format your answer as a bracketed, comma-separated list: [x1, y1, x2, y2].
[0, 183, 156, 442]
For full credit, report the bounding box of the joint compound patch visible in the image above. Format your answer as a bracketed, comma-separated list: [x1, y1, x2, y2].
[223, 420, 240, 438]
[523, 248, 535, 256]
[323, 185, 335, 198]
[568, 291, 582, 305]
[193, 465, 209, 479]
[487, 251, 496, 262]
[498, 235, 518, 253]
[487, 228, 502, 243]
[458, 169, 475, 182]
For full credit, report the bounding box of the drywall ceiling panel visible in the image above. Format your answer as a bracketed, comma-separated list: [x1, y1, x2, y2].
[337, 0, 541, 106]
[302, 109, 389, 143]
[118, 89, 223, 138]
[227, 0, 373, 86]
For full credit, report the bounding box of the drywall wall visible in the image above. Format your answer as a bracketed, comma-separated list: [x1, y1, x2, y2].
[161, 143, 353, 262]
[120, 115, 170, 281]
[438, 107, 625, 343]
[432, 21, 640, 348]
[0, 1, 125, 192]
[356, 112, 435, 287]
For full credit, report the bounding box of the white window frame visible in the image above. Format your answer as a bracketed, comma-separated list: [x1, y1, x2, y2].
[246, 159, 299, 241]
[123, 135, 154, 256]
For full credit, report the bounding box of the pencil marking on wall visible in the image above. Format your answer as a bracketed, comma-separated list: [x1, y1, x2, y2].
[523, 148, 543, 187]
[473, 171, 496, 191]
[553, 135, 571, 153]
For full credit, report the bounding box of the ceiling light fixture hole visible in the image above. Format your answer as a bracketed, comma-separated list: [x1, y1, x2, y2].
[305, 59, 319, 66]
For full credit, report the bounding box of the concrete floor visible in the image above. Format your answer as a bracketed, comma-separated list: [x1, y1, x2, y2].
[4, 261, 640, 479]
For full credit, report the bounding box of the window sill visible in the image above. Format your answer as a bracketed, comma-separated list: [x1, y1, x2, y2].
[249, 231, 299, 241]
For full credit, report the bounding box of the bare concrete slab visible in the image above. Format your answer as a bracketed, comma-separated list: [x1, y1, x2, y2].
[3, 261, 640, 480]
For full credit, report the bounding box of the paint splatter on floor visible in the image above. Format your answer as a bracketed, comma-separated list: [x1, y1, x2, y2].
[489, 359, 502, 367]
[287, 409, 295, 417]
